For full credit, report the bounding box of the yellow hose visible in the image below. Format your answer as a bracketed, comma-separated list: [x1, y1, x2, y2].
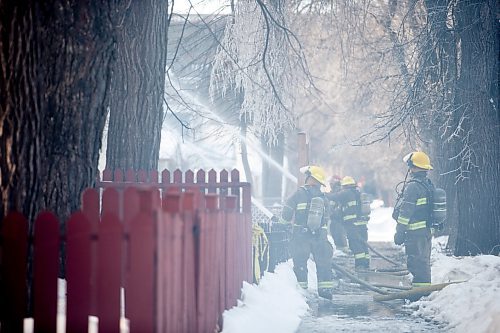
[252, 224, 269, 283]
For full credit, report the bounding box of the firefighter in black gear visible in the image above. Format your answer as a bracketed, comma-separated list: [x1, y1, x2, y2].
[281, 165, 334, 299]
[328, 176, 349, 253]
[327, 176, 370, 271]
[393, 151, 434, 288]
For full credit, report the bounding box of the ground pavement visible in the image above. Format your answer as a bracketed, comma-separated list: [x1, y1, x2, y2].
[296, 242, 448, 333]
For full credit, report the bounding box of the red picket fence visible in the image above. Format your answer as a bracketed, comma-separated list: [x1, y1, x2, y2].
[0, 168, 252, 333]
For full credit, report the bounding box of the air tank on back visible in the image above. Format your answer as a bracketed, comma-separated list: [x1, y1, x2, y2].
[307, 197, 325, 232]
[432, 187, 447, 230]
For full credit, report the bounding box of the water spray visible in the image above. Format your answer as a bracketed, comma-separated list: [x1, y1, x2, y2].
[164, 73, 298, 184]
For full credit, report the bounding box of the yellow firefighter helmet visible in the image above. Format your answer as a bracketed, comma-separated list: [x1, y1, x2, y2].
[300, 165, 327, 186]
[340, 176, 356, 187]
[403, 151, 433, 170]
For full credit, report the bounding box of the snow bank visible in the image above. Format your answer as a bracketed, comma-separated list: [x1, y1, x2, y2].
[368, 202, 396, 242]
[222, 207, 500, 333]
[221, 261, 308, 333]
[412, 237, 500, 333]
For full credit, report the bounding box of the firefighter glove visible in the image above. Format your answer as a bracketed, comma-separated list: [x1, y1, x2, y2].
[391, 206, 400, 221]
[394, 231, 406, 245]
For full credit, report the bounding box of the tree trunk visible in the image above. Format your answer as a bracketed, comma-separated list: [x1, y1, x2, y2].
[0, 1, 123, 299]
[421, 0, 459, 240]
[453, 0, 499, 255]
[0, 1, 119, 223]
[105, 0, 169, 171]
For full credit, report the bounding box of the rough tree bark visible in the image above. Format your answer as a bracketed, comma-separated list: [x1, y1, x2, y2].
[0, 1, 120, 224]
[105, 0, 169, 171]
[419, 0, 460, 241]
[452, 0, 499, 255]
[0, 1, 124, 309]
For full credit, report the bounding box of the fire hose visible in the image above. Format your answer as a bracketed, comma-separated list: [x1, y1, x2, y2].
[364, 241, 402, 267]
[331, 260, 466, 301]
[346, 229, 405, 269]
[331, 261, 389, 295]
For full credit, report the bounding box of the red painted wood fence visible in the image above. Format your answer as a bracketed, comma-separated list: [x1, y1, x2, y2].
[0, 168, 252, 333]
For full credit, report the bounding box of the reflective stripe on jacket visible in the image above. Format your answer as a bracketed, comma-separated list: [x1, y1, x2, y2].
[396, 172, 433, 233]
[282, 185, 329, 227]
[327, 187, 362, 224]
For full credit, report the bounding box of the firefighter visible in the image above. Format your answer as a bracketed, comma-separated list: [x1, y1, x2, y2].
[328, 176, 349, 254]
[281, 165, 334, 299]
[327, 176, 370, 271]
[393, 151, 434, 288]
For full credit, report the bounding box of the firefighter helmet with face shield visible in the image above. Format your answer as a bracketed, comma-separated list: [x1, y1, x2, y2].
[403, 151, 433, 170]
[300, 165, 327, 186]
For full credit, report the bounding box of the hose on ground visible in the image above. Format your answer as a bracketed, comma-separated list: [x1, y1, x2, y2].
[345, 228, 404, 267]
[331, 261, 389, 295]
[364, 241, 402, 267]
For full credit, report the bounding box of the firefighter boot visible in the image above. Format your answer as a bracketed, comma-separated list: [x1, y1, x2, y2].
[318, 280, 334, 300]
[318, 288, 333, 300]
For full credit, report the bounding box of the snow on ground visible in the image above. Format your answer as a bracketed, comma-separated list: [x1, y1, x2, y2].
[222, 203, 500, 333]
[221, 262, 309, 333]
[367, 199, 395, 242]
[411, 237, 500, 333]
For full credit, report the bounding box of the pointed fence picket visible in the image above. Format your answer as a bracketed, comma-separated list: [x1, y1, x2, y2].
[97, 213, 122, 333]
[0, 212, 28, 333]
[180, 192, 197, 333]
[96, 167, 253, 287]
[81, 189, 99, 317]
[0, 168, 251, 333]
[127, 211, 155, 333]
[33, 212, 59, 333]
[66, 212, 91, 333]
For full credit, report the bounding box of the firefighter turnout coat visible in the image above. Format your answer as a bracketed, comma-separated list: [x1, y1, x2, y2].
[395, 171, 434, 286]
[327, 187, 370, 269]
[328, 183, 349, 251]
[281, 185, 334, 297]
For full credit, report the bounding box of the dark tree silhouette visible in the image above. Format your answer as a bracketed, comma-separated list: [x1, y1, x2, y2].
[0, 1, 128, 315]
[105, 0, 170, 171]
[0, 1, 122, 223]
[451, 0, 499, 255]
